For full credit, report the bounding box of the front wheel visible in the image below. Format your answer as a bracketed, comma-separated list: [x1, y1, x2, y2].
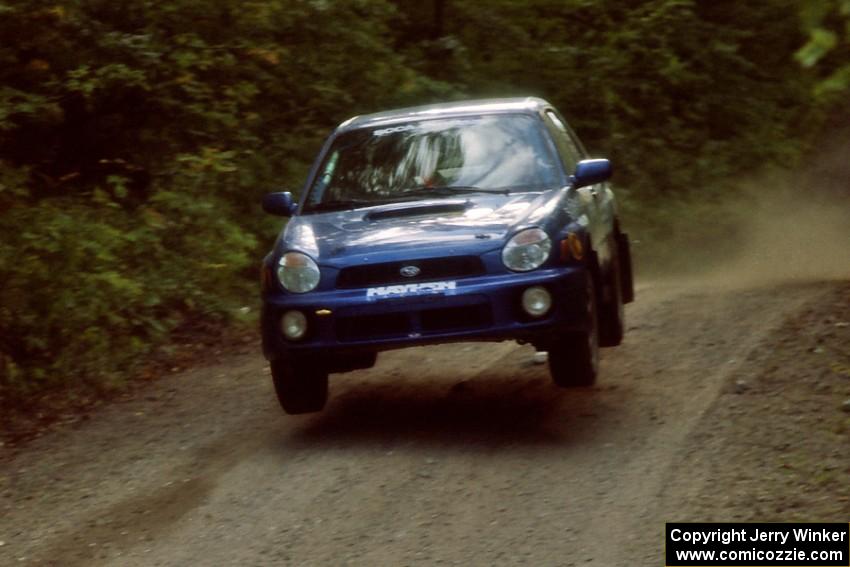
[548, 272, 599, 387]
[270, 358, 328, 414]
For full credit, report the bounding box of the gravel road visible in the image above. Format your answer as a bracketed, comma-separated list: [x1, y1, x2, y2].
[2, 277, 849, 566]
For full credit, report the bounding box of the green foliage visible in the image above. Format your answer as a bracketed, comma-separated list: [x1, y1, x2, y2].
[796, 0, 850, 96]
[0, 154, 255, 394]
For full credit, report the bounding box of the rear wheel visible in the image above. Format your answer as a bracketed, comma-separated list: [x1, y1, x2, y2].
[270, 358, 328, 414]
[549, 272, 599, 387]
[599, 245, 625, 347]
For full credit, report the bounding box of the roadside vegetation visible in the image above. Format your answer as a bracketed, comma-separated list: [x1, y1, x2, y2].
[1, 0, 848, 405]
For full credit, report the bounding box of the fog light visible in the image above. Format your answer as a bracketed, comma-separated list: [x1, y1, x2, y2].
[281, 310, 308, 340]
[522, 286, 552, 317]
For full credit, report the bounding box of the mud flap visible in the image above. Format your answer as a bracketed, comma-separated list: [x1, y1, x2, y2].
[617, 231, 635, 304]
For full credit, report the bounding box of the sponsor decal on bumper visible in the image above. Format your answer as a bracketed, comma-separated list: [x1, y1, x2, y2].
[366, 281, 457, 301]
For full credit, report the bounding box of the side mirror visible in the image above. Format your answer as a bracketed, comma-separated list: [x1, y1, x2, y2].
[572, 159, 612, 188]
[262, 191, 297, 216]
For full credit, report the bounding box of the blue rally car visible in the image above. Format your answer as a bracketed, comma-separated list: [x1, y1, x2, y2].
[261, 97, 634, 414]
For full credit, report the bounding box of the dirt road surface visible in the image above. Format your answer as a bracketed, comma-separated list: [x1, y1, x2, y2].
[2, 276, 849, 566]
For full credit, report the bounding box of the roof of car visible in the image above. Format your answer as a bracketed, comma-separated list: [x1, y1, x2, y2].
[337, 97, 551, 132]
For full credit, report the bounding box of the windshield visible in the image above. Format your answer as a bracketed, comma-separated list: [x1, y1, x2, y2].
[303, 114, 560, 212]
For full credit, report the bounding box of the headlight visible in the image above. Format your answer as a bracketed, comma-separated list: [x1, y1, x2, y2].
[277, 252, 320, 293]
[502, 228, 552, 272]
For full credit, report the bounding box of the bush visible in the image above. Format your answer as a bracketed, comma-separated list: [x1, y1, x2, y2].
[0, 153, 255, 397]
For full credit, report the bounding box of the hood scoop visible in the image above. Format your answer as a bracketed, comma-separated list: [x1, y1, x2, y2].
[364, 200, 469, 222]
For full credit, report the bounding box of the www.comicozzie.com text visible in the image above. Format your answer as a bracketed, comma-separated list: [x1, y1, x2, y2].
[670, 527, 848, 546]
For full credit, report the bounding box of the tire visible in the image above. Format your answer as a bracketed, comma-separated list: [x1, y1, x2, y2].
[548, 271, 600, 387]
[270, 357, 328, 414]
[599, 244, 625, 347]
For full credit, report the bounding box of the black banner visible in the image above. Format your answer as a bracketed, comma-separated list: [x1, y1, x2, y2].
[666, 523, 849, 566]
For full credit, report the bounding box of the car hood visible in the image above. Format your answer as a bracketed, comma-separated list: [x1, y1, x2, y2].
[281, 190, 563, 264]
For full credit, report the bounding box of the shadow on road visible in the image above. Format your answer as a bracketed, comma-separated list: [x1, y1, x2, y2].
[282, 374, 611, 450]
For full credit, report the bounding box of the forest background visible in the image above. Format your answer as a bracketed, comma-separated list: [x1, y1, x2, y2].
[1, 0, 848, 405]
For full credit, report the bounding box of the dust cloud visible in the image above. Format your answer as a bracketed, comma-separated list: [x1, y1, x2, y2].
[633, 180, 850, 289]
[718, 189, 850, 286]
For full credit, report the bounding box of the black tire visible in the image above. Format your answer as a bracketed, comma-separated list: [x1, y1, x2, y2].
[599, 244, 625, 347]
[548, 271, 600, 387]
[270, 358, 328, 414]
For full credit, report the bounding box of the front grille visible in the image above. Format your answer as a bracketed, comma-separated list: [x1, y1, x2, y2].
[335, 302, 492, 342]
[336, 256, 485, 289]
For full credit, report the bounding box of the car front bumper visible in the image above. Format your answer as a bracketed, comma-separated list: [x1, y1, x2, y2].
[261, 265, 590, 360]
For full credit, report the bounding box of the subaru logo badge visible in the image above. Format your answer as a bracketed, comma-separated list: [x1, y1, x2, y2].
[400, 265, 421, 278]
